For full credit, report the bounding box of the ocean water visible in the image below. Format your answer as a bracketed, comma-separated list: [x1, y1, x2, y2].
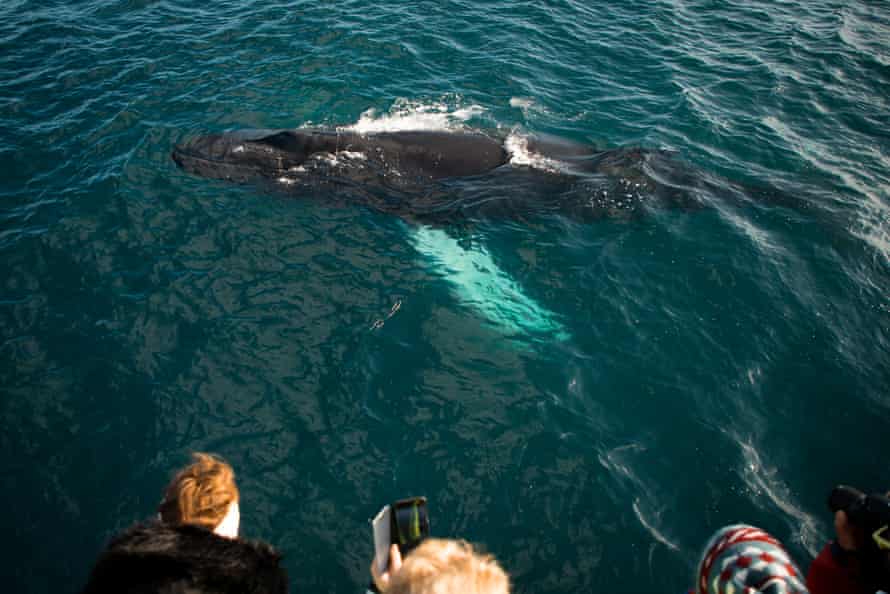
[1, 1, 888, 592]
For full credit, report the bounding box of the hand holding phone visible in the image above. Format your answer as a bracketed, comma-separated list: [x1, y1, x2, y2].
[369, 497, 430, 593]
[370, 544, 403, 593]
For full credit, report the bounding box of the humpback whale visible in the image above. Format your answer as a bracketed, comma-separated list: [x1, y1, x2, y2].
[171, 128, 706, 224]
[171, 127, 792, 341]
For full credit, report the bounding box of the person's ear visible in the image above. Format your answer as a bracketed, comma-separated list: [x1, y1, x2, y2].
[214, 501, 240, 539]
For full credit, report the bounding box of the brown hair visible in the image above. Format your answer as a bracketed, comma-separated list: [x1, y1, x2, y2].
[388, 538, 510, 594]
[158, 452, 239, 530]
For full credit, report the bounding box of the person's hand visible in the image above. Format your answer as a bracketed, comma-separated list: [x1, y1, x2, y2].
[835, 509, 859, 551]
[371, 544, 403, 593]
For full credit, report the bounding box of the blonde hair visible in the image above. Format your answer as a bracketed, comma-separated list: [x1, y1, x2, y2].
[388, 538, 510, 594]
[158, 452, 239, 530]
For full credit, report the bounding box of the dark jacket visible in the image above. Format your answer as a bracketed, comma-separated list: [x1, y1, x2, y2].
[81, 521, 288, 594]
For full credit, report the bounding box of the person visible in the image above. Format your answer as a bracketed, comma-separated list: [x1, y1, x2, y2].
[81, 452, 288, 594]
[694, 524, 809, 594]
[806, 486, 890, 594]
[370, 538, 509, 594]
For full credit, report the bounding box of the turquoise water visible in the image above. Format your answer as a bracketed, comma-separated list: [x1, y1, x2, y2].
[1, 1, 888, 592]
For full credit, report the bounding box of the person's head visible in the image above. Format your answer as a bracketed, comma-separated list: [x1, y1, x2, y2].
[828, 485, 890, 586]
[695, 525, 808, 594]
[158, 452, 240, 539]
[387, 538, 509, 594]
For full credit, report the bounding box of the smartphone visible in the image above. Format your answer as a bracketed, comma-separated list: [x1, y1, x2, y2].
[372, 504, 393, 574]
[371, 497, 430, 573]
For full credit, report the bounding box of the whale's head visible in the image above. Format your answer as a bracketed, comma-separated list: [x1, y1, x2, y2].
[172, 129, 332, 183]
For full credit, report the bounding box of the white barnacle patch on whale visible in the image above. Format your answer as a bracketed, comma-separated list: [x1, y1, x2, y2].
[310, 150, 369, 168]
[505, 133, 565, 174]
[326, 150, 367, 164]
[233, 145, 245, 153]
[338, 151, 367, 160]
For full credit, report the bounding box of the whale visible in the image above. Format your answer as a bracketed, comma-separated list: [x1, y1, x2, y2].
[171, 127, 798, 342]
[170, 127, 722, 225]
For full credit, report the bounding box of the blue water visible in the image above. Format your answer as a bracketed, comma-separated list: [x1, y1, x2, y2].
[1, 1, 888, 592]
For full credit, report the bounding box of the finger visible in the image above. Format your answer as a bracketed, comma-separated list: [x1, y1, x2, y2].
[370, 558, 390, 592]
[390, 544, 403, 572]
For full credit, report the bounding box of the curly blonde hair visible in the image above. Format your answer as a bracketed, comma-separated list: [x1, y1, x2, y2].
[389, 538, 509, 594]
[158, 452, 239, 530]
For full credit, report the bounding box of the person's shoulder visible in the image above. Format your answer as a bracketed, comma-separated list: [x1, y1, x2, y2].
[807, 541, 862, 594]
[83, 519, 288, 594]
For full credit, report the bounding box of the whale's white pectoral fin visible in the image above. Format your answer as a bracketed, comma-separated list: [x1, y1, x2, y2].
[410, 226, 570, 341]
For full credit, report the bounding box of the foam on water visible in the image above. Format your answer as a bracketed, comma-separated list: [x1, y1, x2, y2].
[632, 499, 681, 553]
[600, 443, 683, 556]
[509, 96, 551, 118]
[736, 439, 822, 557]
[341, 98, 487, 134]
